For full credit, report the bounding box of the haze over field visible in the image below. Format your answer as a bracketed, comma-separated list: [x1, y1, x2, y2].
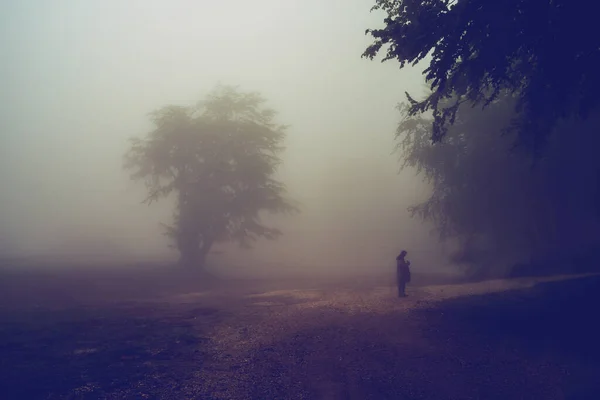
[3, 2, 600, 398]
[0, 0, 448, 275]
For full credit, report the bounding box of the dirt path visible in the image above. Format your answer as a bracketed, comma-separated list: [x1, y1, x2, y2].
[182, 275, 599, 399]
[1, 273, 599, 399]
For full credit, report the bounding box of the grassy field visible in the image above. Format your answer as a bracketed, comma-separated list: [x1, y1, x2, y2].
[0, 265, 599, 399]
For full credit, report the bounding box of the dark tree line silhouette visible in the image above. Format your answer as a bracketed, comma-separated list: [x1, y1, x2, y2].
[365, 0, 600, 276]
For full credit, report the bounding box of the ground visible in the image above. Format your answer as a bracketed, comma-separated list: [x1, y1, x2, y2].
[0, 264, 599, 399]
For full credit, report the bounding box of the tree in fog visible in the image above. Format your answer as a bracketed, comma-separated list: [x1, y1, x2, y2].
[363, 0, 600, 155]
[124, 85, 298, 268]
[397, 92, 600, 276]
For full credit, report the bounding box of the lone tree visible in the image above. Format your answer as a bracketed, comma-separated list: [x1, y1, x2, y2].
[124, 85, 298, 268]
[363, 0, 600, 154]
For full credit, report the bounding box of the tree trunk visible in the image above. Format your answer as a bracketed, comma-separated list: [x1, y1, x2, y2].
[177, 231, 203, 269]
[178, 250, 204, 269]
[177, 234, 214, 270]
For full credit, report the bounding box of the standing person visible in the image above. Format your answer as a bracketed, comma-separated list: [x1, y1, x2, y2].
[396, 250, 411, 297]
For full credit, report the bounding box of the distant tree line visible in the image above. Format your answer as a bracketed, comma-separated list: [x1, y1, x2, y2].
[395, 92, 600, 277]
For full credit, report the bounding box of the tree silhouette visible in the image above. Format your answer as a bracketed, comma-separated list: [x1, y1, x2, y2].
[363, 0, 600, 155]
[397, 92, 600, 276]
[124, 85, 298, 268]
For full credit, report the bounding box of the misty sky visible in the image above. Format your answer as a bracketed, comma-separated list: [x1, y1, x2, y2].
[1, 0, 444, 271]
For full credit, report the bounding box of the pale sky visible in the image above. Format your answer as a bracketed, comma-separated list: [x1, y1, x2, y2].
[0, 0, 444, 272]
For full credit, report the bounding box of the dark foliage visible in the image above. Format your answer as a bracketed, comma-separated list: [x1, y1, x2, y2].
[396, 91, 600, 274]
[363, 0, 600, 155]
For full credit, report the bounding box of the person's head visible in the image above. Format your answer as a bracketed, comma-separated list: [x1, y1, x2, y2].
[399, 250, 407, 258]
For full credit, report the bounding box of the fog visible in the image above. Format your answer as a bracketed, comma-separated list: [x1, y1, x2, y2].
[0, 0, 449, 276]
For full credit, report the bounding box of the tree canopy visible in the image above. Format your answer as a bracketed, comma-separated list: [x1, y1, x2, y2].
[124, 85, 298, 268]
[397, 91, 600, 276]
[363, 0, 600, 155]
